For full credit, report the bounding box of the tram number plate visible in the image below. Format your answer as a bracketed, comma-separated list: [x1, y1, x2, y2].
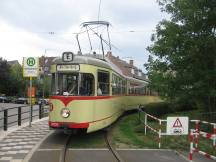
[57, 65, 80, 71]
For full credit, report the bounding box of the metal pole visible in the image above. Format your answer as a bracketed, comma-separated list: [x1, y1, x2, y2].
[29, 77, 32, 127]
[195, 121, 199, 149]
[106, 25, 112, 51]
[100, 34, 105, 59]
[39, 104, 42, 119]
[3, 109, 8, 131]
[159, 120, 162, 148]
[18, 107, 21, 126]
[213, 124, 216, 148]
[86, 26, 92, 51]
[145, 113, 147, 135]
[76, 34, 82, 54]
[189, 129, 194, 162]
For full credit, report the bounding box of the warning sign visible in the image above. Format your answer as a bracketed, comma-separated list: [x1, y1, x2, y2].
[166, 117, 189, 135]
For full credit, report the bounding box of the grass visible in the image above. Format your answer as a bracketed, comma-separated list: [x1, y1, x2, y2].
[111, 110, 216, 156]
[68, 130, 106, 148]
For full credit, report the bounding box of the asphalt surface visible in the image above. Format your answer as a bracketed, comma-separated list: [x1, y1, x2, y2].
[29, 131, 188, 162]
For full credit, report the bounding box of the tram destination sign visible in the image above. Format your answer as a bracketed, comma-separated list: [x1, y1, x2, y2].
[23, 57, 39, 77]
[57, 64, 80, 71]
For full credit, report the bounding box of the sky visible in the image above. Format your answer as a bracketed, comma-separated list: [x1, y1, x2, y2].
[0, 0, 168, 72]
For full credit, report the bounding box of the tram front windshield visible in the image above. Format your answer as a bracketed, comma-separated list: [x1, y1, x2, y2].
[52, 73, 94, 96]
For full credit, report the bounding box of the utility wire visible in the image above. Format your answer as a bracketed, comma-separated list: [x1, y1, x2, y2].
[87, 25, 121, 52]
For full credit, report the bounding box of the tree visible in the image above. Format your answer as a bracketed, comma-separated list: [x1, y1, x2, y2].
[145, 0, 216, 112]
[9, 63, 27, 96]
[0, 58, 10, 95]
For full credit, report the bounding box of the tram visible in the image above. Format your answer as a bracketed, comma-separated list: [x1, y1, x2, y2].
[48, 21, 160, 133]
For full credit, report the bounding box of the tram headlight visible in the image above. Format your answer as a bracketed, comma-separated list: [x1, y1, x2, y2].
[61, 108, 70, 118]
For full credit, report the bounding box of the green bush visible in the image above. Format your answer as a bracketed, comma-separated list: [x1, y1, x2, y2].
[144, 101, 197, 117]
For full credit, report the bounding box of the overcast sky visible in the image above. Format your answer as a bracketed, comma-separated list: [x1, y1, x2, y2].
[0, 0, 168, 71]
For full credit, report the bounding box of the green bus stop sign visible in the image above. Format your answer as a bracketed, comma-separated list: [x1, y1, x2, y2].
[27, 57, 35, 66]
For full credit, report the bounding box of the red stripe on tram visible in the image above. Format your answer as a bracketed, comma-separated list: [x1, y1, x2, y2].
[50, 95, 113, 106]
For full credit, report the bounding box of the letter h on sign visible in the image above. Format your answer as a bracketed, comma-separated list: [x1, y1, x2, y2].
[62, 52, 73, 62]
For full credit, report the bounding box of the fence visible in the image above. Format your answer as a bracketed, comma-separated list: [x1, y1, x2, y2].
[189, 120, 216, 161]
[0, 104, 49, 131]
[138, 108, 165, 148]
[138, 108, 216, 161]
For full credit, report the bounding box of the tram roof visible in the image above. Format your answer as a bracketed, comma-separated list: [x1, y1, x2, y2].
[53, 53, 122, 72]
[52, 53, 149, 84]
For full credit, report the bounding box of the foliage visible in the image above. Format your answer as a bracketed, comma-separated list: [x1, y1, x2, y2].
[9, 63, 27, 96]
[145, 0, 216, 112]
[36, 75, 51, 98]
[0, 58, 51, 97]
[0, 58, 11, 95]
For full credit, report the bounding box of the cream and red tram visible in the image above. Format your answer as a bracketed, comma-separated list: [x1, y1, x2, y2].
[48, 52, 159, 133]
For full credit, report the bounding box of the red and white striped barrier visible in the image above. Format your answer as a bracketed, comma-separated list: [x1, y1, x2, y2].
[146, 113, 161, 121]
[195, 150, 216, 160]
[190, 119, 216, 148]
[189, 127, 216, 161]
[199, 131, 216, 140]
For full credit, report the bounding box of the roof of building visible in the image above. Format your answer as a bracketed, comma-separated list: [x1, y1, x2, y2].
[105, 52, 147, 81]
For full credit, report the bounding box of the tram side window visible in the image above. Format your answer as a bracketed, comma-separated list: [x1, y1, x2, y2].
[98, 71, 109, 96]
[112, 74, 126, 95]
[112, 74, 117, 95]
[128, 83, 147, 95]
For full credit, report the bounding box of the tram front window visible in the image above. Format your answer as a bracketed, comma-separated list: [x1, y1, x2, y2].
[53, 73, 94, 96]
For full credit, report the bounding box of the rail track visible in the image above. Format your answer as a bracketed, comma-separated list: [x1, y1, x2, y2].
[59, 134, 72, 162]
[59, 131, 125, 162]
[59, 111, 137, 162]
[104, 128, 125, 162]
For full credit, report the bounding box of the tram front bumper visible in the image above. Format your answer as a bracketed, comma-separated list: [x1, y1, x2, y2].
[48, 121, 89, 129]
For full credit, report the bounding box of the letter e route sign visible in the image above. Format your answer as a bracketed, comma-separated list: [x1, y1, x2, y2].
[23, 57, 39, 77]
[166, 117, 189, 135]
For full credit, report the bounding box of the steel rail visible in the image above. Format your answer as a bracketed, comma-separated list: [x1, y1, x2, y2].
[59, 134, 72, 162]
[104, 130, 125, 162]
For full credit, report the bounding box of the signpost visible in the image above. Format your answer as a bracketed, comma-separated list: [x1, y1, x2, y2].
[23, 57, 39, 127]
[166, 117, 189, 135]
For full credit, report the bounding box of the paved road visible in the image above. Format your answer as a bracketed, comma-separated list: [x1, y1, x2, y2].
[30, 131, 118, 162]
[28, 131, 190, 162]
[0, 119, 214, 162]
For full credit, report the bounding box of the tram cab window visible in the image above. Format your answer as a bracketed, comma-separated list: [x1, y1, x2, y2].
[97, 71, 109, 96]
[52, 73, 94, 96]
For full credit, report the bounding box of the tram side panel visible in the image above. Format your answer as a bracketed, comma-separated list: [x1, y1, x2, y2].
[123, 96, 162, 111]
[87, 97, 124, 133]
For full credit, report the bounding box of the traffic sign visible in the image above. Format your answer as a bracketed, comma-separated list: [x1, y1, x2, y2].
[166, 117, 189, 135]
[23, 57, 39, 77]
